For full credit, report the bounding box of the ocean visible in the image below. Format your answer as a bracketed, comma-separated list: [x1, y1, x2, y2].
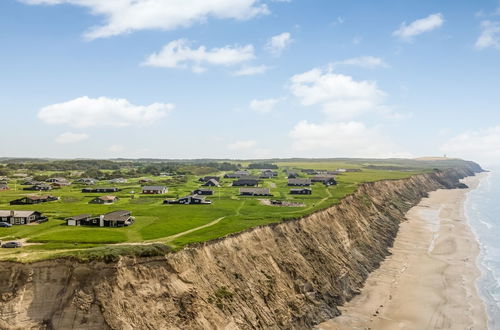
[465, 168, 500, 329]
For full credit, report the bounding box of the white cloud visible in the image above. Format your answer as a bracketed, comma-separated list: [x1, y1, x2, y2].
[233, 65, 269, 76]
[38, 96, 173, 128]
[109, 144, 125, 153]
[55, 132, 89, 144]
[289, 67, 389, 120]
[332, 56, 389, 69]
[265, 32, 293, 56]
[476, 21, 500, 50]
[228, 140, 256, 150]
[393, 13, 444, 41]
[143, 39, 255, 72]
[289, 120, 410, 158]
[249, 97, 282, 113]
[441, 126, 500, 166]
[19, 0, 269, 40]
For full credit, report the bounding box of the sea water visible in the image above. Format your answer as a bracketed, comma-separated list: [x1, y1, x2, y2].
[465, 168, 500, 328]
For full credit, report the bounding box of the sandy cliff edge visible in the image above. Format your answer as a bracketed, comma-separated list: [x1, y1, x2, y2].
[0, 168, 478, 330]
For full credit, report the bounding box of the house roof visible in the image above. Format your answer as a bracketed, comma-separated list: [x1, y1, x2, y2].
[142, 186, 167, 190]
[23, 195, 56, 201]
[290, 188, 312, 192]
[0, 210, 38, 218]
[97, 195, 118, 201]
[288, 178, 311, 185]
[239, 188, 270, 194]
[103, 210, 131, 221]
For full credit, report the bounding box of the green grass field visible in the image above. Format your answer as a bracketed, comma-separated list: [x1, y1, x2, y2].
[0, 160, 432, 261]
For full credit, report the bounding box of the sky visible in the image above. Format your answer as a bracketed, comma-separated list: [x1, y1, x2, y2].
[1, 0, 499, 166]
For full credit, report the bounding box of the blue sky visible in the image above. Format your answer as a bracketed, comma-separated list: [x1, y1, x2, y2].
[1, 0, 499, 165]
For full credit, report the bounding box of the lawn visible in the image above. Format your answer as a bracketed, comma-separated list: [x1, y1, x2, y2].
[0, 160, 432, 261]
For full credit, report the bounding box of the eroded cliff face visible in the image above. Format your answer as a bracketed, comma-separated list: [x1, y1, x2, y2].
[0, 169, 476, 330]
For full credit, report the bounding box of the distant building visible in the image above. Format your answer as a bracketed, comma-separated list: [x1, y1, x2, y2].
[202, 179, 220, 187]
[288, 178, 311, 186]
[199, 176, 220, 183]
[46, 178, 70, 186]
[232, 179, 259, 187]
[82, 187, 120, 193]
[224, 171, 250, 179]
[66, 210, 134, 227]
[110, 178, 127, 184]
[0, 184, 9, 191]
[75, 178, 96, 185]
[24, 184, 52, 191]
[142, 186, 168, 194]
[10, 195, 58, 205]
[89, 195, 119, 205]
[239, 188, 272, 196]
[290, 188, 312, 195]
[311, 176, 337, 186]
[192, 189, 214, 196]
[164, 195, 211, 205]
[0, 210, 48, 225]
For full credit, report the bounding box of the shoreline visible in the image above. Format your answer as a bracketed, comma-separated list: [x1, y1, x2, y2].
[316, 173, 489, 330]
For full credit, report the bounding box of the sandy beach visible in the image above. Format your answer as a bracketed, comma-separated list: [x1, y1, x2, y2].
[317, 173, 489, 330]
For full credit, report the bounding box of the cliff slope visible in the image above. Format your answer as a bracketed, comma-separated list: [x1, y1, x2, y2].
[0, 168, 476, 330]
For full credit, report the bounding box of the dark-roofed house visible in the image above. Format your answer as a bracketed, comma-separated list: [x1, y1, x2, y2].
[311, 176, 337, 186]
[24, 184, 52, 191]
[232, 179, 259, 187]
[82, 187, 120, 193]
[142, 186, 168, 194]
[287, 171, 299, 179]
[290, 188, 312, 195]
[164, 195, 211, 205]
[66, 214, 92, 226]
[10, 195, 58, 205]
[288, 178, 311, 186]
[89, 195, 119, 205]
[0, 184, 9, 191]
[202, 179, 220, 187]
[199, 176, 220, 183]
[239, 188, 272, 196]
[224, 171, 250, 179]
[66, 211, 134, 227]
[0, 210, 47, 225]
[192, 189, 214, 195]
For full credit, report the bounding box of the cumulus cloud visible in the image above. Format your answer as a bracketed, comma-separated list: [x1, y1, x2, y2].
[143, 39, 255, 72]
[228, 140, 256, 150]
[249, 97, 282, 113]
[19, 0, 269, 40]
[289, 120, 410, 158]
[332, 56, 389, 69]
[265, 32, 293, 56]
[38, 96, 173, 128]
[55, 132, 89, 144]
[393, 13, 444, 41]
[441, 126, 500, 166]
[289, 67, 388, 120]
[476, 21, 500, 49]
[233, 65, 269, 76]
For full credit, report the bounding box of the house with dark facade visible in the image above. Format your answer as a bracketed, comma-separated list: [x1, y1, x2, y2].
[199, 176, 220, 183]
[10, 195, 58, 205]
[66, 210, 134, 227]
[164, 195, 211, 205]
[311, 176, 337, 186]
[202, 179, 220, 187]
[24, 184, 52, 191]
[290, 188, 312, 195]
[142, 186, 168, 194]
[288, 178, 311, 186]
[0, 210, 48, 225]
[224, 171, 250, 179]
[46, 178, 71, 186]
[192, 189, 214, 196]
[239, 188, 272, 196]
[75, 178, 96, 185]
[232, 179, 259, 187]
[82, 187, 121, 193]
[89, 195, 119, 204]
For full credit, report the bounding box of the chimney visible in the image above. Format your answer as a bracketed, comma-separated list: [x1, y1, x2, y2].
[10, 210, 14, 217]
[99, 215, 104, 227]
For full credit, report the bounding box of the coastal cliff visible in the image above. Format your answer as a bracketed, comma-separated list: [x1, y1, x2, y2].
[0, 168, 478, 330]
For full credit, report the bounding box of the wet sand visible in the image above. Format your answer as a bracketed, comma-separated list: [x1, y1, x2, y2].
[317, 174, 489, 330]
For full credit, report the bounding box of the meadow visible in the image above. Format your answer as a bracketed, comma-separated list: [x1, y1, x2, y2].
[0, 160, 429, 261]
